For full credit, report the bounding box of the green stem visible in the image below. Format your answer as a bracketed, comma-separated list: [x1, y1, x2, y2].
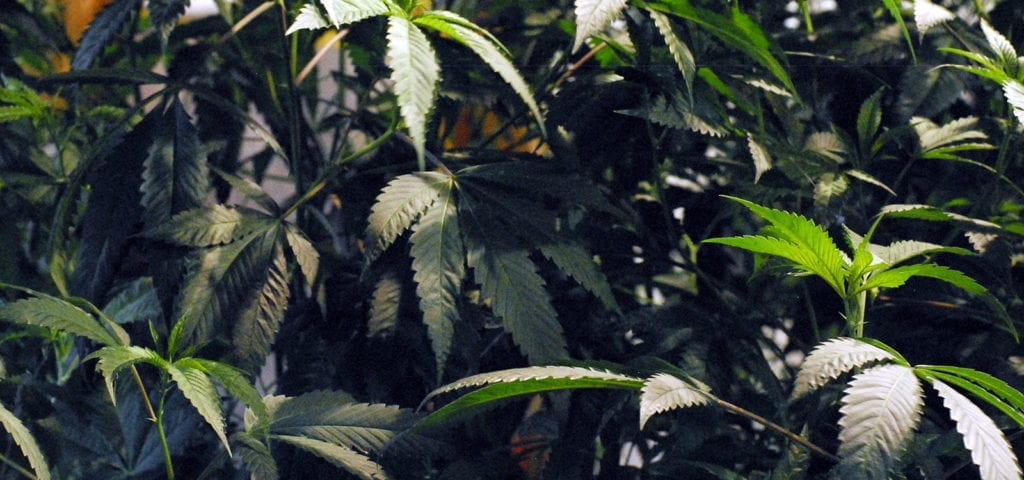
[713, 398, 838, 462]
[845, 289, 867, 338]
[281, 121, 397, 219]
[154, 384, 175, 480]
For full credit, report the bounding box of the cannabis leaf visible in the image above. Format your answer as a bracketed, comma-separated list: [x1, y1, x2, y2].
[386, 16, 440, 169]
[364, 172, 449, 264]
[639, 373, 711, 429]
[791, 338, 897, 399]
[930, 379, 1021, 480]
[913, 0, 955, 36]
[648, 9, 696, 100]
[836, 364, 923, 480]
[140, 97, 209, 231]
[0, 295, 129, 347]
[0, 401, 51, 480]
[167, 361, 232, 454]
[272, 435, 390, 480]
[572, 0, 629, 52]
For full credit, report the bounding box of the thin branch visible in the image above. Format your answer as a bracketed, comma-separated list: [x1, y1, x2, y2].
[714, 398, 840, 462]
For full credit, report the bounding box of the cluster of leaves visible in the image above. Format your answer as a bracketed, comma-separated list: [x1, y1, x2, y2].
[1, 0, 1024, 478]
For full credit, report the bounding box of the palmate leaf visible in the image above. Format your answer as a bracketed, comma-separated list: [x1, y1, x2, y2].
[365, 172, 449, 264]
[791, 338, 897, 399]
[705, 235, 843, 295]
[707, 196, 848, 294]
[167, 361, 231, 454]
[286, 4, 329, 35]
[184, 357, 267, 420]
[386, 16, 440, 170]
[273, 435, 390, 480]
[409, 179, 462, 377]
[572, 0, 629, 52]
[267, 391, 419, 454]
[416, 366, 643, 430]
[836, 364, 923, 480]
[144, 205, 276, 247]
[140, 97, 209, 231]
[0, 296, 128, 347]
[235, 432, 278, 480]
[231, 238, 290, 370]
[917, 365, 1024, 428]
[639, 373, 712, 429]
[175, 223, 281, 353]
[467, 245, 566, 365]
[0, 401, 50, 480]
[319, 0, 389, 28]
[930, 379, 1021, 480]
[72, 0, 143, 69]
[285, 224, 319, 287]
[538, 242, 619, 312]
[414, 11, 545, 136]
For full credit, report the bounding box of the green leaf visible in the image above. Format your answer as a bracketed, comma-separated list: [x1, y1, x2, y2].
[878, 204, 1003, 231]
[140, 97, 209, 231]
[318, 0, 389, 28]
[414, 11, 545, 136]
[791, 338, 897, 399]
[368, 271, 401, 339]
[286, 3, 330, 35]
[1003, 79, 1024, 125]
[705, 236, 843, 295]
[0, 296, 127, 347]
[467, 245, 566, 364]
[386, 16, 440, 170]
[409, 179, 462, 377]
[0, 400, 51, 480]
[285, 224, 319, 287]
[90, 345, 165, 404]
[572, 0, 630, 52]
[267, 391, 419, 453]
[857, 263, 985, 295]
[639, 373, 712, 429]
[837, 364, 923, 480]
[648, 9, 696, 101]
[845, 170, 896, 197]
[813, 172, 847, 206]
[981, 20, 1019, 74]
[365, 172, 449, 264]
[929, 378, 1021, 480]
[0, 105, 41, 123]
[880, 0, 916, 62]
[167, 361, 231, 454]
[72, 0, 143, 70]
[231, 239, 290, 370]
[912, 116, 988, 152]
[209, 167, 280, 215]
[235, 432, 278, 480]
[916, 365, 1024, 428]
[856, 87, 886, 156]
[644, 1, 797, 97]
[102, 277, 162, 325]
[272, 435, 391, 480]
[538, 242, 619, 312]
[416, 366, 642, 430]
[174, 223, 281, 353]
[144, 205, 275, 247]
[184, 357, 267, 421]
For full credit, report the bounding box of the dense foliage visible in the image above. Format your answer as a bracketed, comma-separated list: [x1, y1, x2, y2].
[2, 0, 1024, 478]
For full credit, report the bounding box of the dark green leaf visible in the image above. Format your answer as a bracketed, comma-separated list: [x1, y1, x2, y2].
[140, 97, 210, 231]
[144, 205, 276, 247]
[72, 0, 143, 70]
[0, 296, 127, 347]
[231, 237, 290, 370]
[365, 172, 449, 264]
[167, 361, 231, 454]
[272, 435, 391, 480]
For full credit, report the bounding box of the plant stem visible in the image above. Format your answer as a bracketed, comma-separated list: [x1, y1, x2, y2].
[713, 398, 839, 462]
[0, 452, 37, 480]
[844, 289, 866, 338]
[155, 386, 175, 480]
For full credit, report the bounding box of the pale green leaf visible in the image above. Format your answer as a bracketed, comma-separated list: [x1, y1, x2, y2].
[0, 296, 127, 347]
[273, 435, 390, 480]
[857, 87, 886, 154]
[747, 134, 772, 183]
[0, 105, 41, 123]
[870, 239, 974, 266]
[813, 172, 848, 206]
[167, 362, 231, 454]
[539, 242, 619, 312]
[319, 0, 388, 28]
[639, 373, 712, 429]
[286, 4, 329, 35]
[144, 205, 275, 247]
[837, 364, 923, 480]
[1003, 79, 1024, 125]
[804, 131, 846, 163]
[0, 401, 50, 480]
[846, 170, 896, 197]
[912, 116, 988, 152]
[409, 180, 462, 377]
[425, 366, 642, 400]
[913, 0, 955, 35]
[90, 345, 165, 405]
[878, 204, 1003, 230]
[185, 357, 267, 421]
[572, 0, 629, 52]
[210, 167, 280, 214]
[102, 277, 161, 325]
[364, 172, 449, 264]
[704, 236, 843, 295]
[367, 271, 401, 339]
[930, 379, 1022, 480]
[231, 239, 290, 370]
[467, 245, 566, 364]
[414, 12, 545, 136]
[386, 16, 440, 170]
[268, 392, 419, 453]
[981, 20, 1019, 73]
[792, 338, 896, 399]
[285, 224, 319, 287]
[648, 9, 695, 99]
